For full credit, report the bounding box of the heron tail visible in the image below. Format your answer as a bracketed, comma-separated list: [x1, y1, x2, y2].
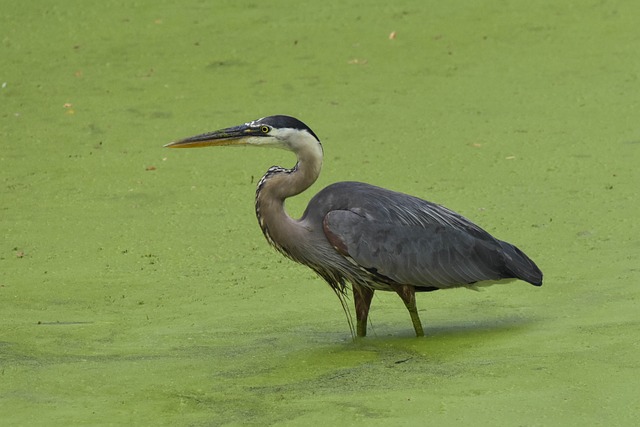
[499, 241, 543, 286]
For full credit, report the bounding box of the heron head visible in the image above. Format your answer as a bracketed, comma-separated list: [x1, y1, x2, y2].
[165, 115, 321, 152]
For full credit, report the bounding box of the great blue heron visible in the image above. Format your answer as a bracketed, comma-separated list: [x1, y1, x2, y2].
[166, 115, 542, 337]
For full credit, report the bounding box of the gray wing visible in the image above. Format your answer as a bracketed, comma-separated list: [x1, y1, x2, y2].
[322, 209, 513, 288]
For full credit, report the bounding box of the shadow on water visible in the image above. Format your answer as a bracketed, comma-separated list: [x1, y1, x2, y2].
[416, 314, 536, 339]
[197, 315, 540, 424]
[231, 314, 538, 382]
[337, 313, 538, 348]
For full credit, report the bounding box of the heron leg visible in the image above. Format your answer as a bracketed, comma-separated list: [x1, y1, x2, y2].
[393, 284, 424, 337]
[352, 283, 374, 337]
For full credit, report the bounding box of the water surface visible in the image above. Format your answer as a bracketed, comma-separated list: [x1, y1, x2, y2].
[2, 1, 639, 425]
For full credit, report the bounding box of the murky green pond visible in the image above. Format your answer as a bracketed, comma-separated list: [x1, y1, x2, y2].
[2, 1, 639, 425]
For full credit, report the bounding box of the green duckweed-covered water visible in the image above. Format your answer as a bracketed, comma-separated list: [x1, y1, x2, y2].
[2, 1, 639, 425]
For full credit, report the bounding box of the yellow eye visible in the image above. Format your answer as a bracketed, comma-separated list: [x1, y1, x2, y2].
[260, 126, 270, 133]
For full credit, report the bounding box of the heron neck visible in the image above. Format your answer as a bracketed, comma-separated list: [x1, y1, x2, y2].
[254, 142, 323, 256]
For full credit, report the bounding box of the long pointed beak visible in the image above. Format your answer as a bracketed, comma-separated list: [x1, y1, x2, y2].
[164, 124, 257, 148]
